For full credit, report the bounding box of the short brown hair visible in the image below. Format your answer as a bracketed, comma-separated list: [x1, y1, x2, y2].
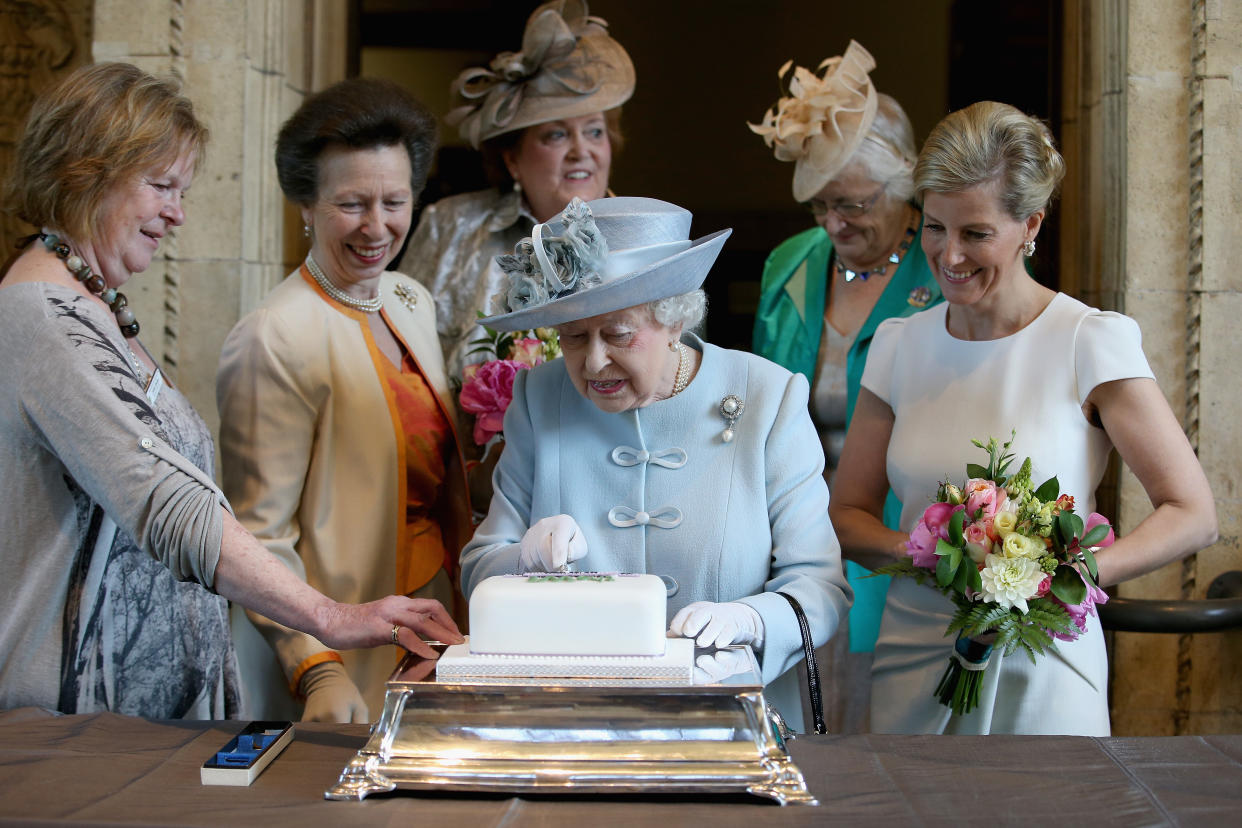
[5, 62, 208, 243]
[275, 78, 437, 207]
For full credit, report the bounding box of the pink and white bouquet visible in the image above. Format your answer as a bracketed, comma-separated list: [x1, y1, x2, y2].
[877, 433, 1115, 715]
[459, 317, 560, 445]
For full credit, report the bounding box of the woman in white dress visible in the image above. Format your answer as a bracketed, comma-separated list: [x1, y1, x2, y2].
[829, 101, 1217, 735]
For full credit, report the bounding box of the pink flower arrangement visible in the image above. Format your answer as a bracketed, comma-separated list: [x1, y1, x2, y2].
[461, 322, 561, 445]
[879, 434, 1116, 716]
[460, 360, 529, 445]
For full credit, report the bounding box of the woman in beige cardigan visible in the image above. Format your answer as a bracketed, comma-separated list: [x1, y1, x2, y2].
[217, 79, 472, 723]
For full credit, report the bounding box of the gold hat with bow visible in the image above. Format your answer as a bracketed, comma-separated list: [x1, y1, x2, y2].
[750, 40, 879, 202]
[447, 0, 636, 149]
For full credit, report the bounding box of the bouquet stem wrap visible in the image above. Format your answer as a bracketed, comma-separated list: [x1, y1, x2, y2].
[935, 633, 994, 716]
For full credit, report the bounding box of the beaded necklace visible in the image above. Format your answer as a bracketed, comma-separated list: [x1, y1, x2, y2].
[33, 232, 140, 337]
[834, 223, 918, 283]
[29, 233, 150, 385]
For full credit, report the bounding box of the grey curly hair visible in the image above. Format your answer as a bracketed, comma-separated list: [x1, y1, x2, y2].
[648, 290, 707, 331]
[853, 93, 917, 203]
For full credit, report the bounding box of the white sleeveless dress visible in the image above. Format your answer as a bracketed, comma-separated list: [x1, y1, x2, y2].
[861, 293, 1153, 735]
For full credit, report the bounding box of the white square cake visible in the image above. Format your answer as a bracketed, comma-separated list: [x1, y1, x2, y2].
[436, 572, 693, 681]
[469, 572, 667, 656]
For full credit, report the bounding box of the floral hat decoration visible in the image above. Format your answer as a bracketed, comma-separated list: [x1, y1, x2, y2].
[479, 196, 731, 332]
[749, 39, 880, 202]
[446, 0, 636, 149]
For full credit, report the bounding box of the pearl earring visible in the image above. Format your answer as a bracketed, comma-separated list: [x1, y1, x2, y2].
[303, 223, 311, 239]
[1023, 239, 1036, 257]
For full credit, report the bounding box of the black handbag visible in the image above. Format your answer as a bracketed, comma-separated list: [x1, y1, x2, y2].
[776, 591, 826, 734]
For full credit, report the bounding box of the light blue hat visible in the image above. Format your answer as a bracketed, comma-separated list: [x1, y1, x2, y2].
[479, 196, 731, 332]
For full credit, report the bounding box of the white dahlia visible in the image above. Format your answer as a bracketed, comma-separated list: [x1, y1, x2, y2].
[979, 553, 1045, 614]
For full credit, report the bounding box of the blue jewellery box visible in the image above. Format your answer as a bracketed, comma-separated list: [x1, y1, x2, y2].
[201, 721, 294, 786]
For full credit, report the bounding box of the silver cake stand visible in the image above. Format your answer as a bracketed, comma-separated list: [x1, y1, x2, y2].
[324, 644, 817, 806]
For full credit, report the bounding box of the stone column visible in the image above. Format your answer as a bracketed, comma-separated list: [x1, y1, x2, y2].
[92, 0, 344, 440]
[1066, 0, 1242, 735]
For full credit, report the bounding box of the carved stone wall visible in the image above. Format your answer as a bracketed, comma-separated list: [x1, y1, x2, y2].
[0, 0, 93, 255]
[4, 0, 1236, 734]
[1064, 0, 1242, 735]
[90, 0, 344, 441]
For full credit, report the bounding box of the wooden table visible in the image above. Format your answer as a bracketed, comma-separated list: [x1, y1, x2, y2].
[1, 708, 1239, 826]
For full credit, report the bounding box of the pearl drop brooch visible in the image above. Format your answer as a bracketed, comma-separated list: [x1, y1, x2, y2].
[719, 394, 745, 442]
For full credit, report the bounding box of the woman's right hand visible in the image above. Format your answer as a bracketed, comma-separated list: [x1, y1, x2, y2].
[315, 596, 463, 659]
[518, 514, 588, 571]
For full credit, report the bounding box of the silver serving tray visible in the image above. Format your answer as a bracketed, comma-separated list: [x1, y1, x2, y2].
[325, 644, 817, 806]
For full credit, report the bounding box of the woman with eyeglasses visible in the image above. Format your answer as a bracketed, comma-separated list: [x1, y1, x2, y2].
[749, 41, 941, 733]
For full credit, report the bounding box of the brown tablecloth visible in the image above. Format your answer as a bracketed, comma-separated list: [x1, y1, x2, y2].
[1, 708, 1239, 826]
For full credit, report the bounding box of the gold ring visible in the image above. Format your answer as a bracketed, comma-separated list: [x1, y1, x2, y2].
[391, 624, 401, 646]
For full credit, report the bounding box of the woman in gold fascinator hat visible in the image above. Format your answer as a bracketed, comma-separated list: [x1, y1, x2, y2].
[750, 40, 943, 733]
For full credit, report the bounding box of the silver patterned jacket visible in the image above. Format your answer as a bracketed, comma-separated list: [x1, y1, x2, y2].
[396, 187, 535, 382]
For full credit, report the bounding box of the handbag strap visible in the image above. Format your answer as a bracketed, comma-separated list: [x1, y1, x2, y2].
[776, 591, 826, 735]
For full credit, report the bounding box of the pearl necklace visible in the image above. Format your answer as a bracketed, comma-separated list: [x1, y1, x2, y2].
[670, 342, 691, 397]
[306, 253, 383, 313]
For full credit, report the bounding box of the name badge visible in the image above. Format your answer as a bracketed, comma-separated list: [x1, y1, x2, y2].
[145, 368, 165, 404]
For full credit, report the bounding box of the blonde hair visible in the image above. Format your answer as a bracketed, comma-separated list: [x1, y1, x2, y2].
[5, 62, 208, 243]
[914, 100, 1063, 220]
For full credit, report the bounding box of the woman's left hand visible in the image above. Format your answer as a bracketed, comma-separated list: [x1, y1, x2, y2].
[317, 596, 464, 658]
[669, 601, 765, 649]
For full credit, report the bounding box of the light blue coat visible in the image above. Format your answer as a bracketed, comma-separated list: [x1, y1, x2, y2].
[461, 335, 853, 727]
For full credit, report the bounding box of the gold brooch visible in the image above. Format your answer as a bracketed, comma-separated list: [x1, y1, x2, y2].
[394, 283, 418, 311]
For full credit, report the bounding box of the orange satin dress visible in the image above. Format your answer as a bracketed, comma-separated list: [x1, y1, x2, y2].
[376, 348, 454, 596]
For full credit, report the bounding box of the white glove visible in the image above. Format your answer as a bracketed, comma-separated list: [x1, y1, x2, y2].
[518, 514, 588, 572]
[298, 660, 369, 724]
[692, 648, 753, 685]
[669, 601, 765, 650]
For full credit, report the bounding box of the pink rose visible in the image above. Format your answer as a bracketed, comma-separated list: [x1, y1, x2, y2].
[1035, 574, 1051, 598]
[508, 337, 545, 368]
[905, 502, 964, 570]
[1084, 512, 1115, 547]
[1066, 511, 1117, 560]
[964, 478, 1003, 520]
[906, 521, 940, 570]
[923, 501, 962, 537]
[459, 359, 530, 445]
[963, 521, 993, 563]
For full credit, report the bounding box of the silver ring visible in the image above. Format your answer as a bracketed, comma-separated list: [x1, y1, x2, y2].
[391, 624, 401, 646]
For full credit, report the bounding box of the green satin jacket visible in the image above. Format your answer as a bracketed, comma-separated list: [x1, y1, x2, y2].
[752, 222, 942, 652]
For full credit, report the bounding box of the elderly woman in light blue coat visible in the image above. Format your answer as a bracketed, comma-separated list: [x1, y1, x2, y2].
[460, 196, 852, 731]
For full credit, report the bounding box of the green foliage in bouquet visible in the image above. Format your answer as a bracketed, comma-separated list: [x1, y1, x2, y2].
[872, 432, 1116, 715]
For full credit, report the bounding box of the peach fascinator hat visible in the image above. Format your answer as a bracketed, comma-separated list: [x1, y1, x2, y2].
[446, 0, 635, 149]
[749, 40, 879, 202]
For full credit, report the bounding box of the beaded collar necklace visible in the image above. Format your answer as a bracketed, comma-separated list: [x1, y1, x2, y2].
[306, 253, 383, 313]
[31, 232, 140, 337]
[834, 223, 918, 283]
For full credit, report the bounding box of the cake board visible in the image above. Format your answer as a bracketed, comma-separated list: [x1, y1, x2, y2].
[325, 644, 817, 806]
